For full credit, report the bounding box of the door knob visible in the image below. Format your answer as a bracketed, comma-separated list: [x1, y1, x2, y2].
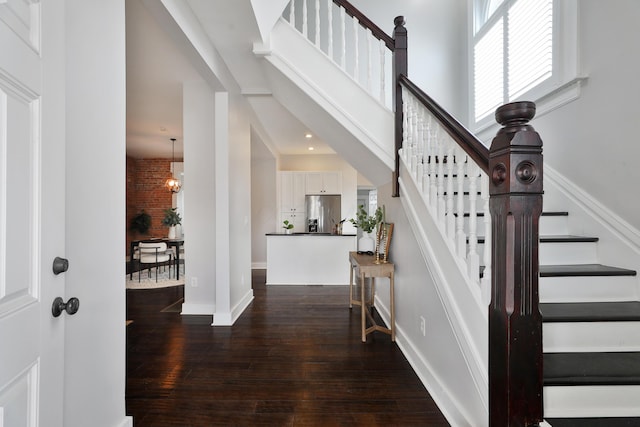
[51, 297, 80, 317]
[52, 257, 69, 275]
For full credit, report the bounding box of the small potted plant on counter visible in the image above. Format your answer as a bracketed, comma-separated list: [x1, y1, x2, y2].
[349, 205, 383, 252]
[162, 207, 182, 239]
[282, 219, 294, 234]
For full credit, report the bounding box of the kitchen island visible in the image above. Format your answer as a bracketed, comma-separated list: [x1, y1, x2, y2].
[266, 233, 357, 285]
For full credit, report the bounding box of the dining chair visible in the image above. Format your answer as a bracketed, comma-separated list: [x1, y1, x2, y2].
[138, 241, 173, 282]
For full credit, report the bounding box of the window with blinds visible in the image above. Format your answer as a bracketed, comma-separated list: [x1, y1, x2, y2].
[473, 0, 554, 123]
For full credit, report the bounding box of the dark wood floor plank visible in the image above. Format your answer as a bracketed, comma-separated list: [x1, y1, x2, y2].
[126, 270, 450, 426]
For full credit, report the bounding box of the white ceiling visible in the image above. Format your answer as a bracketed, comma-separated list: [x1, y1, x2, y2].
[125, 0, 334, 160]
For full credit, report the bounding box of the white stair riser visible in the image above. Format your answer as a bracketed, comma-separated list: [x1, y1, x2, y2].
[544, 385, 640, 417]
[540, 275, 639, 303]
[544, 322, 640, 353]
[540, 242, 598, 264]
[460, 215, 569, 238]
[540, 216, 569, 235]
[477, 241, 599, 265]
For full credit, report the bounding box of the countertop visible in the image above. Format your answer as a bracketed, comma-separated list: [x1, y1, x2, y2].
[266, 232, 356, 237]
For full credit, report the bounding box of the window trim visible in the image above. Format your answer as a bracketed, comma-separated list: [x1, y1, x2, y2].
[470, 0, 580, 133]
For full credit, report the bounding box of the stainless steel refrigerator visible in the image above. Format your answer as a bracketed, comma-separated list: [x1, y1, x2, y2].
[305, 195, 341, 233]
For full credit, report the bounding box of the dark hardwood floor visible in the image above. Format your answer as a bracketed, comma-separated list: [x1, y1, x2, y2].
[126, 270, 450, 426]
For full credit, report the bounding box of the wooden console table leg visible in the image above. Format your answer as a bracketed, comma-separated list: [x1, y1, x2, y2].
[360, 271, 366, 342]
[349, 263, 354, 308]
[390, 271, 395, 342]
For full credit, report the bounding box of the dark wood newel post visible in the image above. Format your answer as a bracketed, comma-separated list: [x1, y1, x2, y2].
[392, 16, 407, 197]
[488, 101, 544, 427]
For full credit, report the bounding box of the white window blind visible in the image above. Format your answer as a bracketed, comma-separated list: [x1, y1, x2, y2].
[473, 0, 554, 123]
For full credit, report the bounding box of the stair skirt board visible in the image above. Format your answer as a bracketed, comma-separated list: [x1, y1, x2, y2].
[544, 322, 640, 353]
[544, 385, 640, 417]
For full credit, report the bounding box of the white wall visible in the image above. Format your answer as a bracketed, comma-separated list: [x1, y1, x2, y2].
[377, 183, 487, 425]
[279, 154, 358, 234]
[182, 80, 216, 315]
[525, 1, 640, 234]
[64, 0, 129, 425]
[349, 0, 468, 120]
[251, 132, 277, 268]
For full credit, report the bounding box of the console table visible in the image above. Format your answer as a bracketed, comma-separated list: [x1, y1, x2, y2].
[348, 251, 395, 342]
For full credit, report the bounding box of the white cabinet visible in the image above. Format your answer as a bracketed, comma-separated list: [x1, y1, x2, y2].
[280, 172, 306, 212]
[305, 171, 342, 194]
[279, 171, 306, 232]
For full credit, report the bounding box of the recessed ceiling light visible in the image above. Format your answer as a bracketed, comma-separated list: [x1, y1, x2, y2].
[308, 146, 315, 151]
[305, 133, 312, 139]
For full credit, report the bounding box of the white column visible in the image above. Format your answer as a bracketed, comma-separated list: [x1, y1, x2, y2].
[213, 91, 232, 325]
[182, 80, 216, 316]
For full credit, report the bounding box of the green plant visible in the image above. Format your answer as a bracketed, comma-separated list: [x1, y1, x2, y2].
[349, 204, 383, 233]
[282, 219, 294, 230]
[130, 210, 152, 234]
[161, 207, 182, 227]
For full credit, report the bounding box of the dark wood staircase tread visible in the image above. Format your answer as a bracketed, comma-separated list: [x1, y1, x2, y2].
[540, 235, 599, 243]
[540, 264, 637, 277]
[476, 235, 599, 244]
[541, 301, 640, 322]
[457, 211, 568, 217]
[544, 352, 640, 386]
[546, 418, 640, 427]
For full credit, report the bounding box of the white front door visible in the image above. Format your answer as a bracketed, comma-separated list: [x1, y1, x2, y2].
[0, 1, 66, 425]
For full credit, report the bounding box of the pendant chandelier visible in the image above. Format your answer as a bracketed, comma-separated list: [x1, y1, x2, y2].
[164, 138, 182, 193]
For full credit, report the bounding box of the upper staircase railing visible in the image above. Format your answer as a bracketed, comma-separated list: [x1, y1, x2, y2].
[282, 1, 544, 425]
[284, 0, 395, 109]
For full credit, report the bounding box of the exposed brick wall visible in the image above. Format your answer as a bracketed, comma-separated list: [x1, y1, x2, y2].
[126, 157, 174, 255]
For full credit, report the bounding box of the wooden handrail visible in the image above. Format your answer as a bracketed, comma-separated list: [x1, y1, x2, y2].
[333, 0, 395, 49]
[398, 74, 490, 174]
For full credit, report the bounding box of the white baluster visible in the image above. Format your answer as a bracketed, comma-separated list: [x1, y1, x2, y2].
[289, 0, 295, 27]
[446, 141, 455, 242]
[481, 172, 492, 301]
[302, 0, 308, 39]
[406, 97, 415, 167]
[379, 39, 385, 104]
[467, 163, 480, 284]
[366, 29, 372, 93]
[401, 88, 408, 161]
[415, 106, 425, 184]
[456, 149, 467, 260]
[421, 114, 431, 197]
[429, 127, 438, 210]
[315, 0, 320, 47]
[352, 16, 359, 80]
[339, 7, 346, 69]
[327, 0, 333, 59]
[437, 131, 446, 227]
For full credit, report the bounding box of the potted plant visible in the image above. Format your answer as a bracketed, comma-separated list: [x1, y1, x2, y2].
[349, 205, 383, 252]
[282, 219, 294, 234]
[130, 210, 152, 235]
[162, 207, 182, 239]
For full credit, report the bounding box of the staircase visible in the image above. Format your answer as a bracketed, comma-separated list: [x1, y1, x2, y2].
[256, 1, 640, 425]
[477, 210, 640, 425]
[536, 217, 640, 425]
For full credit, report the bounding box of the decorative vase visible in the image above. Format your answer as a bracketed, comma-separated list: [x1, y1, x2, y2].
[284, 228, 292, 235]
[358, 232, 375, 252]
[168, 225, 177, 240]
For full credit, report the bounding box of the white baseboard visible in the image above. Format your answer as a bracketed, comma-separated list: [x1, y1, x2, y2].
[230, 289, 254, 324]
[181, 303, 214, 316]
[252, 262, 267, 269]
[117, 416, 133, 427]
